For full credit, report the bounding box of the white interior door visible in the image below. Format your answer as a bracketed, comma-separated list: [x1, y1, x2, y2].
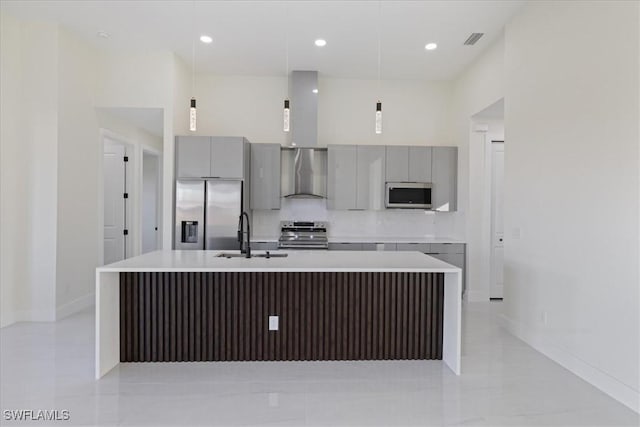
[103, 142, 127, 264]
[142, 151, 159, 253]
[490, 142, 505, 298]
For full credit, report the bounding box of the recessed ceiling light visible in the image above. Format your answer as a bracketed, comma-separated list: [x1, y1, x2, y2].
[200, 35, 213, 44]
[312, 89, 318, 94]
[425, 42, 438, 51]
[97, 31, 110, 39]
[314, 39, 327, 47]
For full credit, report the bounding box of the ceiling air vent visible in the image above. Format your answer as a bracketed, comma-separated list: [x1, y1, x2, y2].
[463, 33, 484, 46]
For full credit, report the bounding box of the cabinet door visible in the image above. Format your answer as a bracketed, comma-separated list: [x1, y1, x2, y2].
[252, 242, 278, 251]
[328, 243, 363, 251]
[211, 137, 245, 178]
[385, 146, 409, 182]
[356, 146, 386, 210]
[396, 243, 430, 252]
[176, 136, 211, 178]
[327, 145, 357, 210]
[430, 243, 464, 254]
[251, 143, 281, 210]
[432, 147, 458, 211]
[408, 147, 432, 182]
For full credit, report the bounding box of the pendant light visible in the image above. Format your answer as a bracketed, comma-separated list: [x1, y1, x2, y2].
[189, 2, 197, 132]
[375, 3, 382, 134]
[375, 1, 383, 135]
[283, 3, 290, 133]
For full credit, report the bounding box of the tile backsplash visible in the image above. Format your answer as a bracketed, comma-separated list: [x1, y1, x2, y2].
[252, 198, 458, 238]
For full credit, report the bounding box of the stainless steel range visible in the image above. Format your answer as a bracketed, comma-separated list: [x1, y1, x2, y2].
[278, 221, 328, 249]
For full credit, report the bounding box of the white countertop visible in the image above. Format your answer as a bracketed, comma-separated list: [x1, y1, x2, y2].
[97, 250, 461, 273]
[251, 236, 466, 244]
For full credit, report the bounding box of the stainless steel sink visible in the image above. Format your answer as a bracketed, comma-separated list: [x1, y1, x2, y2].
[215, 252, 288, 259]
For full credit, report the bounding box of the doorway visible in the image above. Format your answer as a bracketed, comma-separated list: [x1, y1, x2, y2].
[103, 137, 130, 264]
[490, 141, 505, 298]
[142, 150, 161, 253]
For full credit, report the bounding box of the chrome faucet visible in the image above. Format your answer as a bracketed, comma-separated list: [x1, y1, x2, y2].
[237, 211, 251, 258]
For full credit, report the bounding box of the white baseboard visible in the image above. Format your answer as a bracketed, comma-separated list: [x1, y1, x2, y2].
[56, 292, 95, 320]
[500, 314, 640, 414]
[0, 310, 17, 328]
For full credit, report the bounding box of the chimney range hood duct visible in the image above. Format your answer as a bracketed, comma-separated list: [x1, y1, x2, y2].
[282, 71, 327, 199]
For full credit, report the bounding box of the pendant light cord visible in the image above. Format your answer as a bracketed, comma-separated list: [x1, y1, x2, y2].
[285, 2, 289, 94]
[191, 0, 196, 97]
[377, 1, 381, 95]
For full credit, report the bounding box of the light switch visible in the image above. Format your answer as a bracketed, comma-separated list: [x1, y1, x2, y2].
[269, 315, 279, 331]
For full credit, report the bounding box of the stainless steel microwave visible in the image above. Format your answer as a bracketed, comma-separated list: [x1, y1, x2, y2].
[385, 182, 432, 209]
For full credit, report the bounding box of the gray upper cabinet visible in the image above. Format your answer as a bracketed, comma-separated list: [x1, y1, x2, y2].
[386, 146, 431, 183]
[175, 136, 211, 178]
[176, 136, 248, 179]
[432, 146, 458, 211]
[385, 146, 409, 182]
[251, 143, 281, 210]
[327, 145, 357, 210]
[356, 146, 386, 210]
[211, 137, 245, 179]
[408, 147, 432, 182]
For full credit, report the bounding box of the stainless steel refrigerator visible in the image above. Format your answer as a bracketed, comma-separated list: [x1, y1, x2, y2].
[175, 179, 243, 250]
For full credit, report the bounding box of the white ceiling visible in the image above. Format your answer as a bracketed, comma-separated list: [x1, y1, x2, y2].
[1, 1, 524, 80]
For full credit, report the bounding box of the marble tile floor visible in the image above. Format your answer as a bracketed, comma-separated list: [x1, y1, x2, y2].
[1, 302, 637, 426]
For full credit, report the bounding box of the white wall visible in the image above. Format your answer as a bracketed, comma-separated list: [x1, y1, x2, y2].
[190, 74, 452, 147]
[448, 36, 506, 301]
[503, 1, 639, 411]
[56, 27, 100, 319]
[0, 15, 60, 325]
[0, 12, 28, 327]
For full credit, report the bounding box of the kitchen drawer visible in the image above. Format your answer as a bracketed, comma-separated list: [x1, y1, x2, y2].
[381, 243, 397, 251]
[396, 243, 431, 252]
[328, 243, 363, 251]
[252, 241, 278, 251]
[429, 243, 464, 254]
[361, 243, 378, 251]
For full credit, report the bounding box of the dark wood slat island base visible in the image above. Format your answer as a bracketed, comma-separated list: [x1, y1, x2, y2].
[119, 272, 445, 362]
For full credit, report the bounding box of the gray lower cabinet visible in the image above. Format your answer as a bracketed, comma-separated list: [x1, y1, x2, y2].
[396, 243, 431, 252]
[432, 147, 457, 211]
[361, 243, 378, 251]
[176, 136, 211, 178]
[385, 146, 409, 182]
[356, 146, 386, 210]
[211, 137, 245, 179]
[251, 241, 278, 251]
[327, 145, 357, 210]
[251, 143, 281, 210]
[328, 243, 362, 251]
[408, 146, 432, 182]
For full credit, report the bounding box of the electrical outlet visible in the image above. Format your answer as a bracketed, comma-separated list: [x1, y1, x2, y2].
[269, 315, 279, 331]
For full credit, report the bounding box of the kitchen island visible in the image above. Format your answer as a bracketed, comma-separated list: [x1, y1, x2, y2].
[95, 250, 461, 379]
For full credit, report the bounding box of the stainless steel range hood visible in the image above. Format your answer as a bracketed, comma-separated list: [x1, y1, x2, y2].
[282, 147, 327, 198]
[282, 71, 327, 198]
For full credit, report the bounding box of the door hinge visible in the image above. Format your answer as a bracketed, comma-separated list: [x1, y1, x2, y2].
[123, 229, 129, 236]
[123, 192, 129, 199]
[123, 156, 129, 162]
